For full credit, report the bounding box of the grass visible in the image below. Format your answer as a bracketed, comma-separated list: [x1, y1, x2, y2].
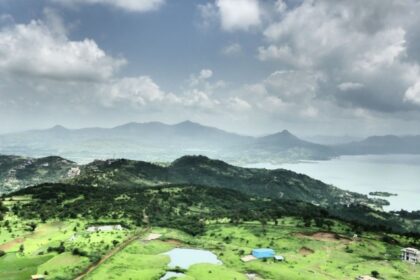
[0, 252, 53, 280]
[1, 216, 419, 280]
[37, 252, 90, 279]
[85, 240, 174, 280]
[186, 263, 246, 280]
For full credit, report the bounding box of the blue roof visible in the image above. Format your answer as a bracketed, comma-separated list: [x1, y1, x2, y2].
[252, 248, 275, 259]
[252, 248, 275, 253]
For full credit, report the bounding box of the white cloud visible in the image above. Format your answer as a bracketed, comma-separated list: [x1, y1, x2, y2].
[51, 0, 165, 12]
[264, 70, 321, 103]
[197, 3, 218, 28]
[258, 0, 420, 113]
[404, 81, 420, 105]
[216, 0, 261, 31]
[227, 97, 252, 111]
[222, 43, 242, 56]
[102, 76, 177, 107]
[338, 82, 364, 91]
[275, 0, 287, 14]
[0, 19, 125, 82]
[199, 69, 213, 79]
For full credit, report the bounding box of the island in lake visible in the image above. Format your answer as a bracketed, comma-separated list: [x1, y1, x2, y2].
[369, 191, 398, 197]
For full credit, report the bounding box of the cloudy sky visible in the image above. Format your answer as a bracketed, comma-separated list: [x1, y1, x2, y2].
[1, 0, 420, 136]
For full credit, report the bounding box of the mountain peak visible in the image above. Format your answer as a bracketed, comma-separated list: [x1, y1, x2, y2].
[280, 129, 293, 136]
[49, 125, 68, 131]
[176, 120, 202, 127]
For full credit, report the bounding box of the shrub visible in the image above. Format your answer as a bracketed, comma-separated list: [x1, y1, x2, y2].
[371, 270, 380, 278]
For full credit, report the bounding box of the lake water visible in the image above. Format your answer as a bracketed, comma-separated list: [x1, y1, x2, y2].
[246, 155, 420, 211]
[160, 248, 222, 279]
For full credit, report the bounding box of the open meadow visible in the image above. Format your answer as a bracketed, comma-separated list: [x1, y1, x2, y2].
[2, 214, 417, 280]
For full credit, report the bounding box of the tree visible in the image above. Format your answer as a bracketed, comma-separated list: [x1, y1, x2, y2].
[371, 270, 380, 278]
[19, 244, 24, 254]
[0, 250, 5, 257]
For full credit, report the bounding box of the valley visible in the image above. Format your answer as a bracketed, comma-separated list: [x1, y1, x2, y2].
[0, 155, 419, 279]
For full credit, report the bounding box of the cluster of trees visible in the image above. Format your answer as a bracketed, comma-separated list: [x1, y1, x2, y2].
[0, 201, 7, 221]
[9, 183, 329, 236]
[5, 182, 420, 239]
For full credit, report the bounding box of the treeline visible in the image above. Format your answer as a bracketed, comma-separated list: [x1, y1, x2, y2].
[6, 182, 420, 241]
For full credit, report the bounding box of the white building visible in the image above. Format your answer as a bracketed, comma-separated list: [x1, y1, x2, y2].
[87, 224, 123, 232]
[356, 276, 377, 280]
[67, 167, 81, 178]
[401, 247, 419, 263]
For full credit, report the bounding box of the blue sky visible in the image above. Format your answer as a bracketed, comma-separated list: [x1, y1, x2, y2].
[1, 0, 420, 136]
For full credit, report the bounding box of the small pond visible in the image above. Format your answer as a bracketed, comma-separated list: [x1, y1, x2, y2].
[160, 248, 222, 279]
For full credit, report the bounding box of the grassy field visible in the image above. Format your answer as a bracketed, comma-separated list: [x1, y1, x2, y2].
[1, 216, 419, 280]
[37, 252, 90, 279]
[85, 240, 174, 280]
[0, 253, 53, 280]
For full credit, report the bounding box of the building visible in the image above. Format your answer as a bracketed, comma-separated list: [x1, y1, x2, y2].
[355, 276, 377, 280]
[67, 167, 81, 178]
[87, 224, 123, 232]
[401, 247, 419, 263]
[240, 255, 257, 262]
[274, 255, 285, 262]
[31, 275, 46, 280]
[251, 248, 275, 259]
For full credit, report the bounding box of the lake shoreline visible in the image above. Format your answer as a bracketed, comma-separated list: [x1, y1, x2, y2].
[245, 154, 420, 212]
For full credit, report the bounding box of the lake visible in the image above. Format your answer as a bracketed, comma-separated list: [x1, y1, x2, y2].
[160, 248, 222, 279]
[246, 154, 420, 211]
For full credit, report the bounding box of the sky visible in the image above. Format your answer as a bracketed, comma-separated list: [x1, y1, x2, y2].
[1, 0, 420, 137]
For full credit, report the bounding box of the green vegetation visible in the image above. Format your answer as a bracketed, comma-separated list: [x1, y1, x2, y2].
[85, 240, 173, 280]
[1, 206, 419, 280]
[73, 155, 376, 209]
[0, 154, 419, 279]
[37, 252, 90, 279]
[0, 252, 52, 280]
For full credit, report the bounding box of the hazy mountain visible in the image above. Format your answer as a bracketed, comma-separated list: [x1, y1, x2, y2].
[0, 121, 333, 163]
[335, 135, 420, 155]
[304, 135, 363, 145]
[249, 130, 335, 160]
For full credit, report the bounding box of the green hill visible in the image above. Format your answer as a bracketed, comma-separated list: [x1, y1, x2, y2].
[73, 155, 381, 209]
[0, 155, 77, 194]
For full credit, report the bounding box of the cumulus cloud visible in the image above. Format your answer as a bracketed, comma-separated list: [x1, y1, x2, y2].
[196, 3, 219, 29]
[227, 97, 252, 111]
[404, 81, 420, 105]
[216, 0, 261, 31]
[51, 0, 165, 12]
[101, 76, 178, 107]
[258, 0, 420, 114]
[198, 0, 261, 32]
[264, 70, 322, 103]
[338, 82, 365, 91]
[0, 18, 125, 82]
[222, 43, 242, 56]
[199, 69, 213, 79]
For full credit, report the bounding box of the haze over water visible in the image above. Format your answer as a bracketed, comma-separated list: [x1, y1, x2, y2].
[248, 155, 420, 211]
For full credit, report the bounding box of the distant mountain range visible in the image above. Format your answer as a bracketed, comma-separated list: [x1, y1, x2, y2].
[0, 121, 419, 164]
[334, 135, 420, 155]
[0, 121, 335, 163]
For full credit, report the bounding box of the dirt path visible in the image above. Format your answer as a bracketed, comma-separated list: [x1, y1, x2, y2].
[74, 229, 149, 280]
